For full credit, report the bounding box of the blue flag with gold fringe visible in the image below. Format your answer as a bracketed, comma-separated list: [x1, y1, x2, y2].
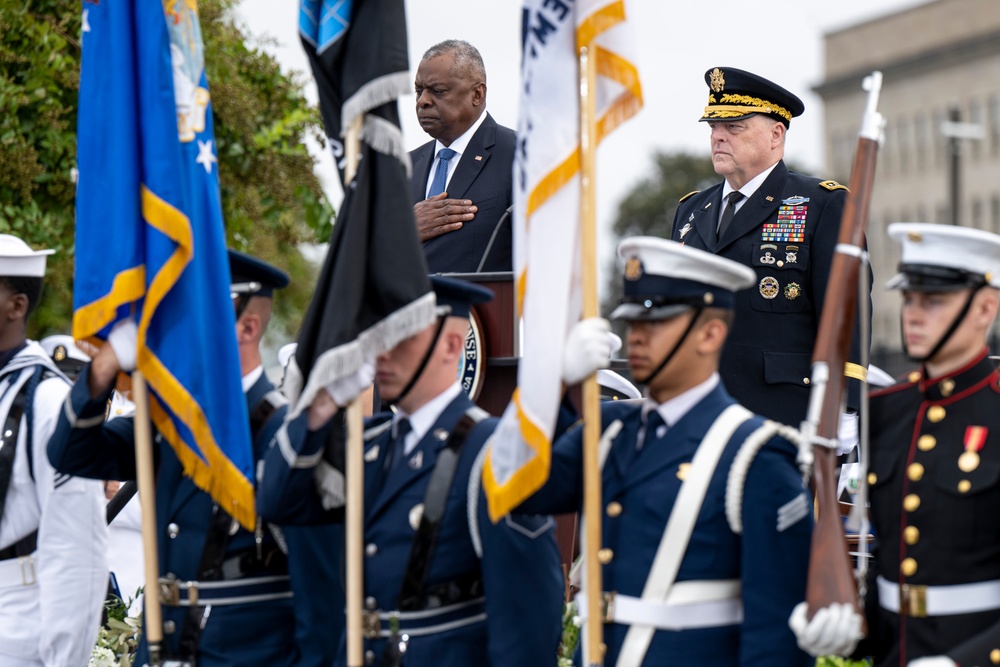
[74, 0, 255, 528]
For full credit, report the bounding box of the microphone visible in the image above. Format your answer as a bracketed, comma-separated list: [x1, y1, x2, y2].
[475, 205, 513, 273]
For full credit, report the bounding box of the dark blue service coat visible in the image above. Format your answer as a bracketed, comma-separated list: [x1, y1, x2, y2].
[47, 367, 340, 667]
[258, 391, 564, 667]
[520, 383, 813, 666]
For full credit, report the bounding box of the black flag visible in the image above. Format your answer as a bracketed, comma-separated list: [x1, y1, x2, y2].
[288, 0, 434, 417]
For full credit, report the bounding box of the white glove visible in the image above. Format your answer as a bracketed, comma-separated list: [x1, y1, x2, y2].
[908, 658, 957, 667]
[788, 601, 864, 657]
[324, 362, 375, 407]
[107, 318, 138, 372]
[837, 410, 859, 456]
[562, 318, 613, 386]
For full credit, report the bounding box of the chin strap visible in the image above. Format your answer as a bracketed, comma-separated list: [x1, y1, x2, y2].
[393, 316, 448, 406]
[633, 308, 703, 387]
[902, 285, 984, 363]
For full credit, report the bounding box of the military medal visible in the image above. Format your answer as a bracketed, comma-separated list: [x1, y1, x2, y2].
[759, 276, 779, 299]
[784, 282, 801, 300]
[763, 196, 808, 243]
[959, 425, 987, 472]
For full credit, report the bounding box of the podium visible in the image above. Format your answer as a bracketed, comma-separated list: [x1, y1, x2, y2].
[445, 272, 579, 574]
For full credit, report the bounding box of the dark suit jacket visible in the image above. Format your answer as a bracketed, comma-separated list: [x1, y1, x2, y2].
[669, 161, 871, 426]
[410, 113, 515, 273]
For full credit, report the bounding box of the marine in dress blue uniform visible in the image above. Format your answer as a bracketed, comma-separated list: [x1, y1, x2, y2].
[258, 276, 563, 667]
[669, 67, 870, 428]
[858, 225, 1000, 667]
[410, 40, 515, 273]
[47, 251, 341, 667]
[519, 237, 813, 666]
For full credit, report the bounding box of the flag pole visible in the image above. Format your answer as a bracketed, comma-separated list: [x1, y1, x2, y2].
[132, 371, 163, 665]
[343, 115, 365, 667]
[578, 43, 605, 667]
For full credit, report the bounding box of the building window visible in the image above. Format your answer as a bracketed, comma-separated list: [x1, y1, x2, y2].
[897, 116, 910, 175]
[989, 96, 1000, 157]
[915, 112, 929, 171]
[970, 99, 984, 161]
[972, 198, 984, 229]
[933, 108, 948, 167]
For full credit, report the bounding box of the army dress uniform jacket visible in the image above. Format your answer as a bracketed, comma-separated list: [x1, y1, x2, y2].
[47, 366, 341, 667]
[669, 161, 869, 426]
[0, 343, 107, 667]
[862, 351, 1000, 667]
[519, 381, 813, 667]
[410, 113, 516, 273]
[258, 389, 564, 667]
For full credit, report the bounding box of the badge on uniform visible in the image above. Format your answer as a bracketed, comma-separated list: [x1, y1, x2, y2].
[959, 425, 987, 472]
[680, 223, 692, 239]
[759, 276, 779, 299]
[784, 282, 801, 300]
[364, 445, 380, 462]
[408, 451, 423, 470]
[763, 196, 808, 243]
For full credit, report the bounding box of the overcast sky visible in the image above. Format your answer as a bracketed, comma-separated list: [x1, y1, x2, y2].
[236, 0, 927, 247]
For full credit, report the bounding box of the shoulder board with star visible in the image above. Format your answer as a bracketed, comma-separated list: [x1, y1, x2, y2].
[819, 180, 849, 192]
[679, 190, 701, 203]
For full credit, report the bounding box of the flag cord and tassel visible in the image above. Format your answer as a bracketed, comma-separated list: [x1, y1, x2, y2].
[343, 114, 366, 667]
[133, 371, 164, 665]
[578, 43, 605, 667]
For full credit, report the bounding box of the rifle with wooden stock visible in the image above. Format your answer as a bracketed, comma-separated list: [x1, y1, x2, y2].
[801, 71, 884, 622]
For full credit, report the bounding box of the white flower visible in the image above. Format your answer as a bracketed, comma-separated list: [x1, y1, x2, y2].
[572, 615, 582, 627]
[89, 645, 118, 667]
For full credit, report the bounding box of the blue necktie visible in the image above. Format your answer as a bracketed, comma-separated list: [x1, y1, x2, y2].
[385, 418, 412, 473]
[427, 148, 457, 198]
[639, 411, 666, 452]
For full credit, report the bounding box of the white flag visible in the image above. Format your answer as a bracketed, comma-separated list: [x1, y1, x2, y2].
[483, 0, 642, 521]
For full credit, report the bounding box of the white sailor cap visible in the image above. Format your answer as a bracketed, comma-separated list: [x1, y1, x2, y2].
[0, 234, 54, 277]
[597, 369, 642, 400]
[887, 223, 1000, 291]
[611, 236, 756, 321]
[40, 335, 91, 363]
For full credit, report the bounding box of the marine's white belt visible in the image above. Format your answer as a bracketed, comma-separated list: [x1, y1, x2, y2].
[578, 579, 743, 631]
[877, 575, 1000, 616]
[0, 554, 37, 589]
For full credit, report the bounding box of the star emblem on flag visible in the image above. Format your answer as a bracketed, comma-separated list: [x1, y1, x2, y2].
[196, 139, 217, 174]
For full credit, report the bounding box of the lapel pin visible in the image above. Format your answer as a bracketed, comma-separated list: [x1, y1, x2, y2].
[474, 155, 483, 161]
[409, 451, 423, 470]
[364, 445, 380, 463]
[434, 428, 449, 441]
[765, 195, 774, 202]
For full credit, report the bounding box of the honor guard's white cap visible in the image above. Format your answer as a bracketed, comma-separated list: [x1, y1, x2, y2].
[597, 369, 642, 400]
[886, 223, 1000, 291]
[40, 335, 91, 363]
[0, 234, 54, 277]
[611, 236, 756, 321]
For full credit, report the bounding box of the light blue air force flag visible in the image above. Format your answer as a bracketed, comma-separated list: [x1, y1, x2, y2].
[74, 0, 255, 528]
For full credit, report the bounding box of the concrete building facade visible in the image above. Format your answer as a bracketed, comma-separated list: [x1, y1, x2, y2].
[815, 0, 1000, 363]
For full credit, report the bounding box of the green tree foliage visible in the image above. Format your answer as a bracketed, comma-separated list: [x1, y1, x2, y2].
[603, 152, 718, 317]
[0, 0, 333, 340]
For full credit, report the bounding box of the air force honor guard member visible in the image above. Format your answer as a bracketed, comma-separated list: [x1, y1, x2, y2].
[795, 224, 1000, 667]
[47, 251, 341, 667]
[0, 235, 107, 667]
[517, 237, 814, 666]
[257, 276, 565, 667]
[671, 67, 869, 430]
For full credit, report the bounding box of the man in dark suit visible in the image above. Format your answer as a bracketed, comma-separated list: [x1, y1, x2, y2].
[669, 67, 870, 429]
[410, 40, 515, 273]
[47, 251, 342, 667]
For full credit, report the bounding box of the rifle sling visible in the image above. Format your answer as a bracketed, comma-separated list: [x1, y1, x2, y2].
[0, 379, 37, 561]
